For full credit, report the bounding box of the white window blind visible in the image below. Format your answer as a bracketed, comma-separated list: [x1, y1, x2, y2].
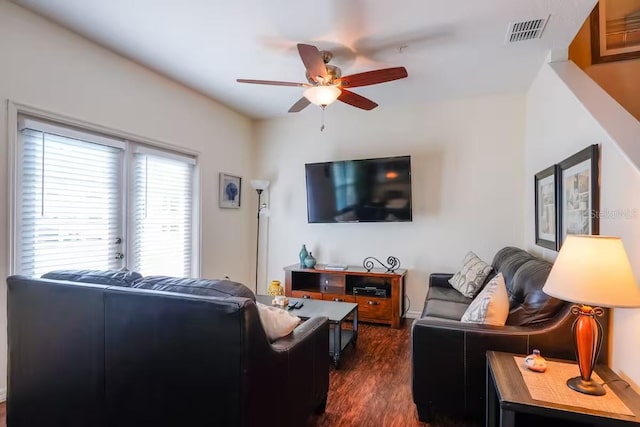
[18, 127, 123, 277]
[131, 151, 194, 277]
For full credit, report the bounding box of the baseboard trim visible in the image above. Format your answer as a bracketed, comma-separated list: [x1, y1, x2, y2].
[404, 310, 421, 319]
[0, 388, 7, 401]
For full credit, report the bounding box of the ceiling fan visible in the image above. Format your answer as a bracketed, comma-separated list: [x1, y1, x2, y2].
[237, 43, 408, 113]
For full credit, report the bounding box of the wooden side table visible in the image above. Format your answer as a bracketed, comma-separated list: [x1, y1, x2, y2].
[486, 351, 640, 427]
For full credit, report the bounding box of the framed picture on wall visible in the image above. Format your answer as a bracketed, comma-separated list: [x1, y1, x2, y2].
[534, 165, 559, 250]
[558, 145, 600, 247]
[219, 173, 242, 209]
[590, 0, 640, 64]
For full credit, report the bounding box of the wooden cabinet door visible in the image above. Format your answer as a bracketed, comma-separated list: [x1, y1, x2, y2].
[356, 296, 392, 321]
[319, 274, 345, 294]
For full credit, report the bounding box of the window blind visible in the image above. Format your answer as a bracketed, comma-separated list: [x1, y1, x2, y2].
[18, 128, 123, 277]
[131, 151, 194, 277]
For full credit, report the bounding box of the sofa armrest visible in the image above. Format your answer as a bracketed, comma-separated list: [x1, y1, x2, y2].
[270, 316, 329, 353]
[429, 273, 454, 289]
[411, 308, 577, 422]
[413, 317, 531, 334]
[268, 316, 330, 423]
[411, 317, 532, 421]
[412, 314, 575, 366]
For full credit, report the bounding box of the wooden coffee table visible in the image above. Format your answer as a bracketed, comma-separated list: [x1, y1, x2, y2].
[256, 295, 358, 368]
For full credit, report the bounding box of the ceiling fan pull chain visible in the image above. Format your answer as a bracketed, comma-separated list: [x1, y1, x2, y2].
[320, 106, 326, 132]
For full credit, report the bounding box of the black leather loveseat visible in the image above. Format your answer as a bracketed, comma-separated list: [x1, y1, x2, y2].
[7, 272, 329, 427]
[411, 247, 609, 424]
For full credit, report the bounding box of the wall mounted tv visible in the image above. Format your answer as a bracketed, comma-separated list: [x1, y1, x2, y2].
[305, 155, 412, 223]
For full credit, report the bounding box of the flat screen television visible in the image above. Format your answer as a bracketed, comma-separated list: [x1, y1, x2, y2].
[305, 155, 412, 223]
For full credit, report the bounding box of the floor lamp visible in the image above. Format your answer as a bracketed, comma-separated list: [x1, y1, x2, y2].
[250, 179, 270, 293]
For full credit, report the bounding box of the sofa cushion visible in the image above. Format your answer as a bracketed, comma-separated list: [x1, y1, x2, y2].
[427, 286, 474, 305]
[42, 269, 142, 287]
[256, 302, 301, 342]
[461, 273, 509, 326]
[132, 276, 255, 300]
[491, 247, 536, 294]
[506, 260, 564, 326]
[421, 299, 470, 321]
[448, 251, 493, 298]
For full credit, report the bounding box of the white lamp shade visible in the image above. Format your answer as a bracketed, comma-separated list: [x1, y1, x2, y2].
[250, 179, 270, 191]
[543, 235, 640, 308]
[303, 85, 341, 106]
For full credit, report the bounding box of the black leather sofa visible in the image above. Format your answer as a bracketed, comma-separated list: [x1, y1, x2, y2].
[411, 247, 610, 424]
[7, 272, 329, 427]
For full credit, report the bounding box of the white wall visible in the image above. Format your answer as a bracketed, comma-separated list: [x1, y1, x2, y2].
[525, 60, 640, 387]
[254, 94, 526, 315]
[0, 0, 255, 398]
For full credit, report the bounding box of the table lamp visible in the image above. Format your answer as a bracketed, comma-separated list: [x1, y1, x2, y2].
[543, 235, 640, 396]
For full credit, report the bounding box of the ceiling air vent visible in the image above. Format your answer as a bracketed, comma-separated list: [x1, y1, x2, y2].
[505, 16, 549, 43]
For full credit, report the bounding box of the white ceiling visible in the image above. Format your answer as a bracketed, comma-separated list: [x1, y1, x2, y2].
[14, 0, 596, 119]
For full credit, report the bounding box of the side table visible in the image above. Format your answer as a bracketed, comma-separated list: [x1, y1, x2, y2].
[486, 350, 640, 427]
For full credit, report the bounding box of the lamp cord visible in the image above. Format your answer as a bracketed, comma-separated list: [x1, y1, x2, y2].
[403, 295, 411, 317]
[601, 378, 631, 388]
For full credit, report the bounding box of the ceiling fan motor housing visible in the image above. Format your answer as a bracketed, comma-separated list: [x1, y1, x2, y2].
[305, 51, 342, 84]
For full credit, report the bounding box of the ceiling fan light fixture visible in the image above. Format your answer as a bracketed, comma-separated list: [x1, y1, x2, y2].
[303, 85, 341, 106]
[237, 44, 407, 114]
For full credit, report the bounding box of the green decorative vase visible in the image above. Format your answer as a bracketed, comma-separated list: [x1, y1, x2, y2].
[304, 252, 317, 269]
[299, 244, 308, 268]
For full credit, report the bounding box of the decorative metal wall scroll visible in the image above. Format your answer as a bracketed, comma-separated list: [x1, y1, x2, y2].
[363, 256, 401, 273]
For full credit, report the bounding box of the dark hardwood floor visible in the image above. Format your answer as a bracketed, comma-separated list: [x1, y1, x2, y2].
[0, 321, 470, 427]
[306, 321, 422, 427]
[307, 321, 472, 427]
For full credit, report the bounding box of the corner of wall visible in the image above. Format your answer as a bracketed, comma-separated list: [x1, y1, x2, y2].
[549, 61, 640, 173]
[548, 48, 569, 63]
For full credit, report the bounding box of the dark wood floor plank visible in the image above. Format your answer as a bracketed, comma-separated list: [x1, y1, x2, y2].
[307, 321, 428, 427]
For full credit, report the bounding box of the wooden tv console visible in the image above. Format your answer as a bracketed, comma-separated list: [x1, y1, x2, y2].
[283, 264, 407, 329]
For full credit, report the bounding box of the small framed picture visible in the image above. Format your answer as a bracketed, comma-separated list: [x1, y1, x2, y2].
[558, 145, 599, 247]
[590, 0, 640, 64]
[534, 165, 559, 251]
[219, 173, 241, 209]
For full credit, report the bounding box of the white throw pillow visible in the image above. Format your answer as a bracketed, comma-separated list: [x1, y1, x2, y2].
[461, 273, 509, 326]
[448, 251, 493, 298]
[256, 302, 301, 342]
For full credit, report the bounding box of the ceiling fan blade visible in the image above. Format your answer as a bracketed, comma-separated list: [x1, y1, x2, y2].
[338, 89, 378, 111]
[288, 97, 311, 113]
[337, 67, 408, 88]
[237, 79, 306, 87]
[297, 44, 328, 83]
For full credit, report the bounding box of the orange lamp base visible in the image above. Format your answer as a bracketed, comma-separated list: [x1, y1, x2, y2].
[567, 376, 606, 396]
[569, 304, 605, 396]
